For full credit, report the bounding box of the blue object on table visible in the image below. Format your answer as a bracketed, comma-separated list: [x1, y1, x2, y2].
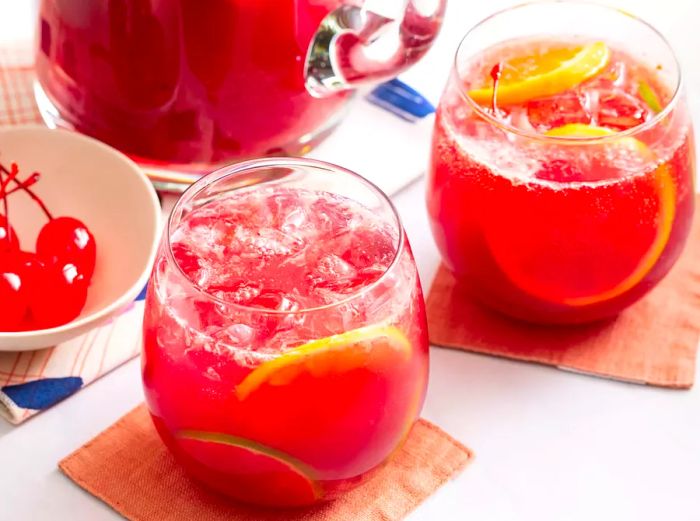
[135, 284, 148, 302]
[366, 79, 436, 122]
[2, 377, 84, 410]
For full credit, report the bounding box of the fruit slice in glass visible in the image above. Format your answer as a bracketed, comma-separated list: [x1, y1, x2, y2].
[176, 431, 322, 507]
[486, 124, 676, 307]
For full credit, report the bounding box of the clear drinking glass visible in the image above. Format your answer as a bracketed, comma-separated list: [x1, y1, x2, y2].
[427, 1, 695, 324]
[142, 158, 428, 506]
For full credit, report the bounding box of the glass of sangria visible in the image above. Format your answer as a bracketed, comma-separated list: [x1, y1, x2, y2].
[142, 158, 428, 507]
[34, 0, 445, 171]
[427, 1, 695, 324]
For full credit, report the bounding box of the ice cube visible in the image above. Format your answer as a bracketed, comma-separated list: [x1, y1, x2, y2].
[595, 89, 651, 131]
[527, 92, 592, 131]
[280, 205, 308, 234]
[338, 227, 396, 271]
[248, 289, 300, 312]
[311, 253, 358, 283]
[310, 196, 359, 234]
[170, 241, 200, 275]
[214, 323, 256, 348]
[266, 192, 311, 233]
[233, 225, 304, 259]
[209, 280, 262, 305]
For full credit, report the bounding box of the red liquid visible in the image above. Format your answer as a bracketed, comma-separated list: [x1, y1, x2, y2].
[36, 0, 350, 168]
[143, 187, 428, 506]
[427, 40, 696, 323]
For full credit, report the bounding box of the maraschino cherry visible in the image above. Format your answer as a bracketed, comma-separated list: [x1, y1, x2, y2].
[0, 255, 28, 331]
[0, 161, 96, 331]
[37, 216, 96, 280]
[0, 214, 18, 252]
[30, 262, 89, 328]
[0, 163, 27, 330]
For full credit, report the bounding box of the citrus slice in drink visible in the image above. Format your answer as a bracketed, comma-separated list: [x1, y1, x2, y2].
[468, 42, 610, 106]
[235, 324, 411, 399]
[486, 123, 676, 308]
[638, 81, 663, 114]
[176, 430, 321, 507]
[231, 324, 420, 480]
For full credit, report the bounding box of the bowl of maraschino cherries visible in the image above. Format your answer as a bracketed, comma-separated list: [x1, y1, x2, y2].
[0, 126, 161, 351]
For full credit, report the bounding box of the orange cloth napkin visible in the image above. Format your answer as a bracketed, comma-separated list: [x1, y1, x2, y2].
[427, 195, 700, 389]
[59, 405, 473, 520]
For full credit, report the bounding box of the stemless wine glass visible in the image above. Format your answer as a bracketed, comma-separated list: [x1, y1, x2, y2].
[427, 1, 695, 324]
[142, 158, 428, 507]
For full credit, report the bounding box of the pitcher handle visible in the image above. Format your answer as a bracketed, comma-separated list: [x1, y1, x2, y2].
[305, 0, 447, 97]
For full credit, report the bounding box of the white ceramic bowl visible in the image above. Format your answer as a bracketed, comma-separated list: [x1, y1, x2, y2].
[0, 126, 161, 351]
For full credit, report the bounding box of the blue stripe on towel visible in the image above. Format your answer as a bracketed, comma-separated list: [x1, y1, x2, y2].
[2, 377, 84, 410]
[366, 79, 435, 122]
[135, 284, 148, 301]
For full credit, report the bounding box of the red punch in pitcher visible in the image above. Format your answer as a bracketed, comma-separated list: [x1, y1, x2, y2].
[35, 0, 445, 169]
[427, 1, 695, 324]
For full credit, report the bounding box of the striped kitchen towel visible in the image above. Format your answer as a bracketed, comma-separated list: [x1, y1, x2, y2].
[0, 291, 146, 424]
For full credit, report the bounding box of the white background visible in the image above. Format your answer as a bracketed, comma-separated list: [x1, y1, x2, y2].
[1, 1, 700, 520]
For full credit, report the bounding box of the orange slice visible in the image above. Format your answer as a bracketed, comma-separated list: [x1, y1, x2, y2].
[468, 42, 610, 106]
[542, 124, 676, 306]
[230, 324, 419, 480]
[177, 430, 322, 506]
[235, 324, 411, 400]
[486, 123, 676, 308]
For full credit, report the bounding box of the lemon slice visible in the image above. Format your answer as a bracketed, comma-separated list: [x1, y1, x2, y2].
[468, 42, 611, 106]
[235, 325, 412, 400]
[544, 123, 615, 138]
[544, 123, 676, 306]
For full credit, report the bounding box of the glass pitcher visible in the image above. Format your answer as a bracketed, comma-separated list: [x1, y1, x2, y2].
[34, 0, 446, 170]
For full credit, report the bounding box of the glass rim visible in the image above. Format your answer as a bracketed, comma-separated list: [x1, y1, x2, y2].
[453, 0, 684, 144]
[164, 157, 406, 316]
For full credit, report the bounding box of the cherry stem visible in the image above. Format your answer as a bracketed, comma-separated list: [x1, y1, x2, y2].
[0, 162, 53, 220]
[0, 163, 20, 246]
[4, 172, 40, 196]
[490, 62, 504, 117]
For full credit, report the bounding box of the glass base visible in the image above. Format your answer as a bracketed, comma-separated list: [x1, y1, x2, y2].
[34, 81, 351, 193]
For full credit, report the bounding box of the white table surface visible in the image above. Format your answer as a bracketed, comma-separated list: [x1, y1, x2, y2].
[2, 1, 700, 520]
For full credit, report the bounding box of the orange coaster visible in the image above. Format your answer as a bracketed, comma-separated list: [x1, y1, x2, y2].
[59, 405, 473, 521]
[427, 197, 700, 389]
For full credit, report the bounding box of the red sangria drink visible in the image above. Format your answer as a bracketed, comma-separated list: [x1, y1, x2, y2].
[142, 159, 428, 506]
[427, 2, 695, 324]
[35, 0, 446, 170]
